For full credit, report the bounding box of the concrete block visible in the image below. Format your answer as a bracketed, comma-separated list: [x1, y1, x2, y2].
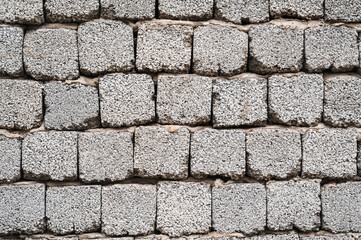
[0, 26, 23, 76]
[301, 236, 355, 240]
[159, 0, 213, 20]
[245, 233, 299, 240]
[0, 0, 43, 24]
[325, 0, 361, 22]
[0, 135, 21, 183]
[270, 0, 324, 20]
[101, 0, 155, 21]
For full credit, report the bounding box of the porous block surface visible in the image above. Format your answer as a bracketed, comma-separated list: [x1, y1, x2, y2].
[270, 0, 324, 19]
[101, 0, 155, 21]
[0, 135, 21, 183]
[159, 0, 213, 20]
[325, 0, 361, 23]
[0, 26, 23, 76]
[245, 234, 300, 240]
[0, 0, 43, 24]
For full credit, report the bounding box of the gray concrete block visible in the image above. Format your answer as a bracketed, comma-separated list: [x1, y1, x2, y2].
[267, 180, 321, 231]
[0, 79, 42, 130]
[136, 23, 192, 73]
[245, 233, 299, 240]
[269, 73, 324, 126]
[24, 28, 79, 81]
[325, 0, 361, 22]
[0, 183, 45, 235]
[99, 73, 155, 127]
[78, 20, 134, 76]
[101, 0, 155, 21]
[157, 74, 212, 125]
[305, 26, 359, 72]
[302, 128, 357, 179]
[191, 129, 246, 179]
[249, 24, 304, 74]
[102, 184, 156, 236]
[159, 0, 213, 20]
[212, 183, 266, 234]
[22, 132, 78, 181]
[0, 0, 43, 24]
[79, 131, 133, 183]
[157, 181, 211, 237]
[246, 129, 301, 180]
[322, 182, 361, 233]
[0, 26, 23, 77]
[193, 25, 248, 76]
[0, 135, 21, 183]
[270, 0, 324, 20]
[213, 78, 267, 127]
[215, 0, 269, 24]
[46, 185, 101, 235]
[45, 0, 99, 22]
[25, 237, 79, 240]
[301, 236, 355, 240]
[324, 75, 361, 127]
[134, 126, 189, 179]
[44, 82, 99, 130]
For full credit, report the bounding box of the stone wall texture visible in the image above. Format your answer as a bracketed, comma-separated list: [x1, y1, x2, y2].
[0, 1, 360, 240]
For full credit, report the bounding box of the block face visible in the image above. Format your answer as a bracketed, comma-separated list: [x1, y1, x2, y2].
[322, 182, 361, 233]
[324, 76, 361, 127]
[212, 183, 266, 234]
[45, 0, 99, 23]
[157, 182, 211, 237]
[213, 78, 267, 127]
[302, 128, 357, 179]
[44, 82, 99, 130]
[0, 0, 43, 24]
[245, 234, 300, 240]
[134, 126, 190, 179]
[191, 129, 246, 179]
[0, 184, 45, 235]
[157, 75, 212, 125]
[305, 26, 359, 73]
[22, 132, 78, 181]
[246, 129, 301, 180]
[267, 180, 321, 231]
[325, 0, 361, 22]
[46, 186, 101, 235]
[78, 20, 134, 76]
[301, 236, 355, 240]
[0, 135, 21, 183]
[249, 25, 304, 74]
[0, 26, 23, 76]
[0, 79, 42, 130]
[215, 0, 269, 24]
[99, 73, 155, 127]
[270, 0, 324, 20]
[269, 73, 324, 126]
[101, 0, 155, 21]
[136, 23, 193, 73]
[159, 0, 213, 20]
[193, 25, 248, 76]
[24, 28, 79, 81]
[102, 184, 156, 236]
[79, 131, 133, 183]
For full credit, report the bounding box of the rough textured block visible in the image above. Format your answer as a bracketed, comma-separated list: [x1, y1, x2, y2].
[269, 73, 324, 126]
[359, 140, 361, 176]
[212, 183, 266, 234]
[245, 234, 299, 240]
[213, 78, 267, 127]
[305, 26, 359, 72]
[267, 180, 321, 231]
[193, 25, 248, 76]
[0, 135, 21, 183]
[46, 186, 101, 235]
[0, 79, 42, 130]
[136, 23, 192, 73]
[302, 128, 357, 179]
[44, 82, 99, 130]
[322, 182, 361, 233]
[301, 236, 355, 240]
[79, 131, 133, 183]
[99, 73, 155, 127]
[134, 126, 189, 179]
[191, 129, 246, 179]
[249, 25, 304, 74]
[324, 76, 361, 127]
[0, 26, 23, 76]
[0, 184, 45, 235]
[157, 182, 211, 237]
[215, 0, 269, 24]
[102, 184, 156, 236]
[0, 0, 43, 24]
[25, 237, 79, 240]
[159, 0, 213, 20]
[246, 129, 301, 180]
[45, 0, 99, 23]
[24, 28, 79, 81]
[270, 0, 324, 19]
[325, 0, 361, 22]
[78, 20, 134, 76]
[157, 75, 212, 125]
[101, 0, 155, 21]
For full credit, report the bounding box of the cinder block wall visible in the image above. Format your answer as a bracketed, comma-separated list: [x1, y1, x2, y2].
[0, 0, 360, 240]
